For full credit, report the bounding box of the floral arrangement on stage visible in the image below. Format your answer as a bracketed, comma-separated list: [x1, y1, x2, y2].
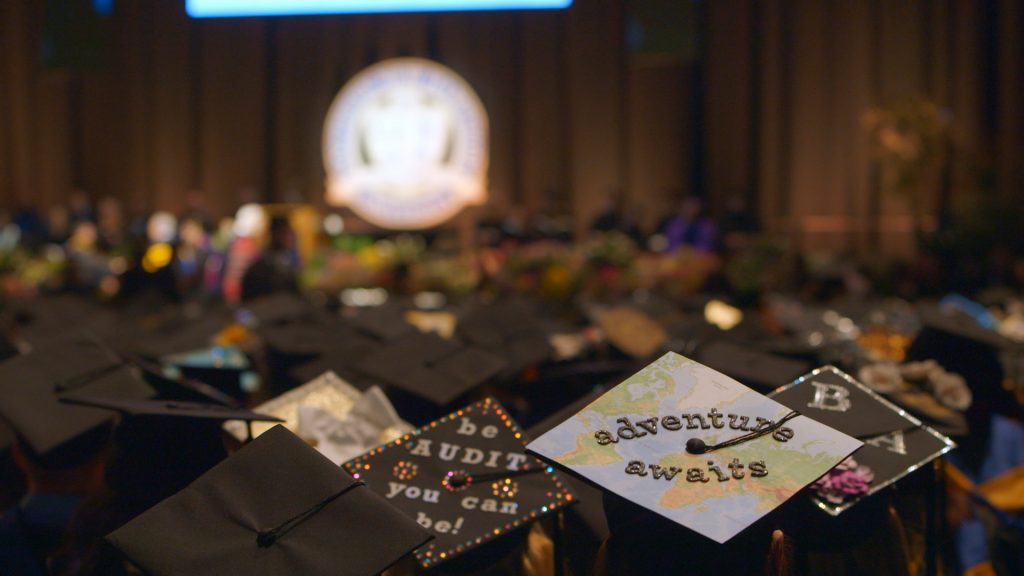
[862, 98, 951, 198]
[862, 97, 952, 238]
[1, 227, 722, 305]
[301, 231, 720, 303]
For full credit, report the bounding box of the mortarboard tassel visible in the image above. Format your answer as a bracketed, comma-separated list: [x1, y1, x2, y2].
[521, 523, 555, 576]
[764, 529, 791, 576]
[256, 481, 365, 548]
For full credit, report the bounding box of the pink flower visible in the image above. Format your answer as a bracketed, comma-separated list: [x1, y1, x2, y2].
[812, 457, 874, 504]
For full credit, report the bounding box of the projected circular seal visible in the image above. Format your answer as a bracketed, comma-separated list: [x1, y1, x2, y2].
[323, 58, 489, 230]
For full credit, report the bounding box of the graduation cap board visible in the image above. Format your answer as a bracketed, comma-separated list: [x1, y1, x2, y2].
[241, 292, 316, 326]
[162, 346, 249, 371]
[259, 321, 341, 358]
[286, 333, 381, 387]
[770, 366, 956, 515]
[354, 332, 506, 406]
[350, 306, 417, 342]
[595, 307, 668, 358]
[344, 398, 575, 569]
[697, 340, 812, 392]
[457, 300, 553, 374]
[526, 352, 862, 544]
[59, 396, 282, 426]
[0, 333, 155, 456]
[107, 425, 432, 576]
[224, 371, 362, 440]
[223, 372, 412, 464]
[917, 302, 1020, 351]
[118, 309, 234, 360]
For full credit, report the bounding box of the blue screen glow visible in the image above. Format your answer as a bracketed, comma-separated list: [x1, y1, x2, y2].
[186, 0, 573, 17]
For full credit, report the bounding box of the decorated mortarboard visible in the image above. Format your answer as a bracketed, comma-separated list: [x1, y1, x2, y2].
[0, 333, 154, 456]
[770, 366, 955, 515]
[343, 398, 575, 569]
[223, 372, 412, 464]
[107, 425, 432, 576]
[594, 307, 668, 358]
[696, 340, 811, 392]
[526, 352, 862, 544]
[354, 332, 506, 406]
[457, 300, 553, 375]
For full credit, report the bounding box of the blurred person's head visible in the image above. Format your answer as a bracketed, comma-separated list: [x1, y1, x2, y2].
[97, 197, 123, 228]
[68, 190, 92, 214]
[178, 218, 207, 249]
[48, 205, 71, 236]
[146, 212, 178, 245]
[67, 222, 99, 252]
[680, 196, 704, 220]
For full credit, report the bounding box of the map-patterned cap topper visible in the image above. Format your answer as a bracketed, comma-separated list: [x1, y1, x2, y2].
[526, 352, 862, 543]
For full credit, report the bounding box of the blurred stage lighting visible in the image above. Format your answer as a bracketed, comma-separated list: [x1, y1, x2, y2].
[187, 0, 573, 18]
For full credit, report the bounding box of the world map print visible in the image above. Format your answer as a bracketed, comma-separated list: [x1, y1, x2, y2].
[527, 352, 861, 543]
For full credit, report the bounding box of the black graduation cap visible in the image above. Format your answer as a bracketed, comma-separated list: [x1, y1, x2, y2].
[915, 302, 1017, 351]
[595, 307, 668, 358]
[457, 300, 553, 375]
[242, 292, 317, 326]
[770, 365, 955, 515]
[343, 398, 575, 569]
[0, 329, 19, 363]
[354, 332, 506, 406]
[696, 340, 812, 392]
[287, 333, 381, 389]
[350, 306, 416, 342]
[107, 425, 432, 576]
[259, 320, 342, 358]
[108, 306, 235, 360]
[664, 316, 727, 357]
[58, 396, 283, 425]
[0, 332, 154, 457]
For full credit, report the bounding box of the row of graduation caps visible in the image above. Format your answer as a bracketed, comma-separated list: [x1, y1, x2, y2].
[2, 296, 1008, 574]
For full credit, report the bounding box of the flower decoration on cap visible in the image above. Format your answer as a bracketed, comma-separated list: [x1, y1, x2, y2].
[811, 456, 874, 504]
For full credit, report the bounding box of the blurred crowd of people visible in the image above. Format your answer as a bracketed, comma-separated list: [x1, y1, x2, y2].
[4, 187, 1024, 311]
[1, 192, 301, 305]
